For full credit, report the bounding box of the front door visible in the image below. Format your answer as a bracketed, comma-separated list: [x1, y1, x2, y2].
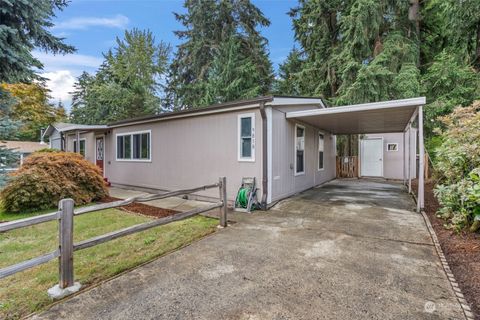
[361, 138, 383, 177]
[96, 137, 104, 174]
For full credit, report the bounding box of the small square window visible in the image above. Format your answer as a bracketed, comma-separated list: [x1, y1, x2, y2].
[387, 143, 398, 151]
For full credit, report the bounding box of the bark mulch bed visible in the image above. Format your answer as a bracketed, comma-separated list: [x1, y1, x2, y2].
[415, 180, 480, 319]
[99, 196, 179, 219]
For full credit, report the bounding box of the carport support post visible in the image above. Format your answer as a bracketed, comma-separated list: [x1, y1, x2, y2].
[403, 130, 406, 185]
[219, 177, 227, 228]
[417, 106, 425, 212]
[408, 124, 412, 194]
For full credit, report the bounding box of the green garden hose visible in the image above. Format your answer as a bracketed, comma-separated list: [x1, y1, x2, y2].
[236, 187, 251, 208]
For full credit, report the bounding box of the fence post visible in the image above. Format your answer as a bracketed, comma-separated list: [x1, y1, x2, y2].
[218, 177, 227, 228]
[59, 198, 75, 289]
[48, 198, 81, 299]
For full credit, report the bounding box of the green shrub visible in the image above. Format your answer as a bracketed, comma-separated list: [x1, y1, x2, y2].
[434, 101, 480, 231]
[1, 151, 108, 213]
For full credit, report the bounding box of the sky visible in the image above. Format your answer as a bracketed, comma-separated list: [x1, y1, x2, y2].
[37, 0, 298, 109]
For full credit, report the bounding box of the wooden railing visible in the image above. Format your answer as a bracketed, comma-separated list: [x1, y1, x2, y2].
[336, 156, 358, 178]
[0, 177, 227, 296]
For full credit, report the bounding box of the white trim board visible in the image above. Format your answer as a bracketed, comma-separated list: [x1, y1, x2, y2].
[285, 97, 426, 118]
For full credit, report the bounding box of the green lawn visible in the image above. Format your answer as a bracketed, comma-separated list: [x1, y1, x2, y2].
[0, 207, 218, 319]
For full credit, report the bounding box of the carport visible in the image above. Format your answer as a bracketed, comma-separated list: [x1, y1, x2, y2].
[285, 97, 426, 211]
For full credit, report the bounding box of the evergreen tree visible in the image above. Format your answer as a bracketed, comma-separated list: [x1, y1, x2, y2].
[0, 88, 20, 185]
[167, 0, 273, 109]
[0, 0, 75, 82]
[274, 48, 306, 95]
[70, 29, 170, 124]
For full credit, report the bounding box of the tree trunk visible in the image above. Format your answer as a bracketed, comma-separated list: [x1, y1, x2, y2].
[475, 23, 480, 70]
[409, 0, 421, 66]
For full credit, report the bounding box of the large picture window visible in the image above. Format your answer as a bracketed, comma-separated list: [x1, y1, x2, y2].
[295, 125, 305, 175]
[238, 113, 255, 161]
[116, 131, 151, 161]
[73, 139, 86, 157]
[318, 133, 324, 170]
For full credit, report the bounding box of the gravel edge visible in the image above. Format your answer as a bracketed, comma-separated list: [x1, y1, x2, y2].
[421, 210, 475, 320]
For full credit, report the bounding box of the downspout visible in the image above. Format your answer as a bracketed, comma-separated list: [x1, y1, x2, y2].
[259, 101, 268, 210]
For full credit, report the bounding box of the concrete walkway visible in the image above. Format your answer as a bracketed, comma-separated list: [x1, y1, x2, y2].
[33, 180, 465, 319]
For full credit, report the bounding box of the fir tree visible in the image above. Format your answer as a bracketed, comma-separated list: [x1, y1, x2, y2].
[0, 0, 75, 82]
[167, 0, 273, 109]
[70, 29, 170, 124]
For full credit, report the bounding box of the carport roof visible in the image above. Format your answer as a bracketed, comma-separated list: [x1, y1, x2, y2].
[285, 97, 426, 134]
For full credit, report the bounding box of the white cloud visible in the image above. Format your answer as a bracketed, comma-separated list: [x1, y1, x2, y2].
[33, 51, 103, 71]
[42, 70, 76, 108]
[53, 14, 129, 30]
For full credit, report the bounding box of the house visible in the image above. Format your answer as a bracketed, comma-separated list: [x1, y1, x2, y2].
[43, 96, 426, 210]
[0, 140, 47, 166]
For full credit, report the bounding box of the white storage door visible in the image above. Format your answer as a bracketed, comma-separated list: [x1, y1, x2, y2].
[361, 138, 383, 177]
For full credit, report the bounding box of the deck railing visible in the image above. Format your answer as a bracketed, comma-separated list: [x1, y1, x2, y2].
[0, 177, 227, 296]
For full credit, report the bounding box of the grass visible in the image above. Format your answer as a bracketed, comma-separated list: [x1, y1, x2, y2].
[0, 207, 218, 319]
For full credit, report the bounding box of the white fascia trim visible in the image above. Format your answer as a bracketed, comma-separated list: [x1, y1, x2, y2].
[115, 129, 152, 162]
[109, 104, 261, 129]
[286, 97, 426, 119]
[269, 97, 325, 106]
[266, 107, 273, 204]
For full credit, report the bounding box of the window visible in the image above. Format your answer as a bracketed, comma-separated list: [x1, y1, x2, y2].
[238, 113, 255, 161]
[116, 131, 151, 161]
[318, 133, 324, 170]
[295, 125, 305, 175]
[387, 143, 398, 151]
[73, 139, 86, 157]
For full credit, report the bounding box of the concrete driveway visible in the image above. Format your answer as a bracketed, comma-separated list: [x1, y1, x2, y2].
[33, 179, 465, 320]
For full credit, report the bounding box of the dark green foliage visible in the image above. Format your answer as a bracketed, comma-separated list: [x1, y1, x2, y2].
[70, 29, 170, 124]
[0, 0, 75, 82]
[422, 51, 480, 135]
[0, 87, 21, 186]
[1, 151, 108, 212]
[274, 48, 305, 95]
[167, 0, 273, 109]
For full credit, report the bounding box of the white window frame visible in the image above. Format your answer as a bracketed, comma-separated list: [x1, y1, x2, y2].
[318, 131, 325, 171]
[237, 113, 255, 162]
[294, 124, 305, 176]
[115, 130, 152, 162]
[387, 143, 399, 152]
[73, 138, 86, 157]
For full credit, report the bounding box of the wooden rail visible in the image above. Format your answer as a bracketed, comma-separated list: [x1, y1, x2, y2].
[0, 177, 228, 295]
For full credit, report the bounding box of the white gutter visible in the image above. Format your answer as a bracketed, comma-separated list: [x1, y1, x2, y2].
[285, 97, 426, 118]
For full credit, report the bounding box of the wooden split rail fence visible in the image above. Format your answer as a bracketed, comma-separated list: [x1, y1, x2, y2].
[0, 177, 228, 293]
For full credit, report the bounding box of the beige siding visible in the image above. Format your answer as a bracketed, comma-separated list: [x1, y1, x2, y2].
[104, 109, 263, 202]
[363, 130, 417, 180]
[49, 131, 62, 150]
[65, 132, 96, 165]
[271, 106, 336, 202]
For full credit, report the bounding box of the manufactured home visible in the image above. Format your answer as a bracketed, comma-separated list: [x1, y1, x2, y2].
[43, 96, 425, 210]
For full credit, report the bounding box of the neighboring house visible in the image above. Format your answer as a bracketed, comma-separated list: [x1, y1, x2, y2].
[42, 123, 108, 166]
[0, 140, 46, 167]
[43, 95, 426, 209]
